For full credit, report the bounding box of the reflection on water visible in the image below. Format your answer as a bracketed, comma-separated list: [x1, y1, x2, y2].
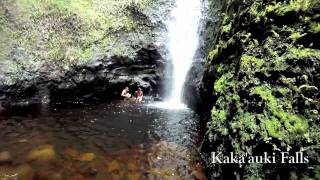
[147, 101, 188, 110]
[0, 101, 206, 179]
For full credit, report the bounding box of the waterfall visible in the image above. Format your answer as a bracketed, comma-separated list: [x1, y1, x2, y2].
[167, 0, 202, 105]
[151, 0, 202, 109]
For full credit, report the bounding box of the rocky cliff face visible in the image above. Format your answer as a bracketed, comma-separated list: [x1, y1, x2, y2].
[200, 0, 320, 179]
[0, 0, 173, 104]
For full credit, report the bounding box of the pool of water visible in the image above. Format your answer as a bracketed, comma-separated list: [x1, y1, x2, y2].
[0, 101, 207, 179]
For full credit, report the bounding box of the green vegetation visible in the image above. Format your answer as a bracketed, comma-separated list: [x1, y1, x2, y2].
[240, 55, 264, 71]
[289, 32, 306, 40]
[310, 23, 320, 33]
[204, 0, 320, 178]
[222, 23, 232, 33]
[0, 0, 155, 66]
[286, 47, 320, 60]
[275, 0, 311, 15]
[214, 72, 235, 93]
[251, 85, 309, 139]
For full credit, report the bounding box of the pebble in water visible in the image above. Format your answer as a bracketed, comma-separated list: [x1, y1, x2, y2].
[78, 153, 96, 162]
[27, 145, 56, 163]
[0, 151, 11, 164]
[64, 149, 96, 162]
[106, 160, 125, 179]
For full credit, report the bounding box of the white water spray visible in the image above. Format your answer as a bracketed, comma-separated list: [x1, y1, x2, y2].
[151, 0, 202, 109]
[167, 0, 202, 104]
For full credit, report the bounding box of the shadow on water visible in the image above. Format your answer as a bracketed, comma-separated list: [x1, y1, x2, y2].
[0, 101, 207, 179]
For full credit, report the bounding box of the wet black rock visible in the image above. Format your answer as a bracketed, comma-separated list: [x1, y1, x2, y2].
[183, 60, 205, 114]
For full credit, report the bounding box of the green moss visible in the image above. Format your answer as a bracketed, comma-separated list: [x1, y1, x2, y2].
[280, 76, 300, 92]
[289, 32, 306, 40]
[251, 85, 309, 137]
[286, 47, 320, 60]
[274, 0, 311, 15]
[208, 107, 228, 140]
[265, 3, 281, 14]
[205, 0, 320, 178]
[299, 84, 318, 92]
[284, 114, 308, 134]
[211, 108, 227, 122]
[264, 117, 284, 139]
[208, 48, 219, 60]
[310, 23, 320, 33]
[0, 28, 14, 61]
[271, 30, 280, 38]
[241, 32, 252, 44]
[240, 54, 264, 72]
[249, 1, 267, 23]
[66, 46, 93, 63]
[214, 72, 235, 93]
[246, 39, 259, 51]
[263, 37, 278, 58]
[222, 23, 232, 33]
[113, 46, 126, 56]
[233, 94, 240, 101]
[251, 86, 280, 115]
[251, 86, 276, 105]
[277, 87, 291, 96]
[274, 59, 287, 72]
[232, 112, 258, 133]
[0, 0, 154, 63]
[290, 0, 311, 11]
[48, 47, 65, 61]
[222, 13, 230, 25]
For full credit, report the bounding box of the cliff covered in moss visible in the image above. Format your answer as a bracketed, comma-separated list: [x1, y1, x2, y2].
[0, 0, 173, 103]
[201, 0, 320, 179]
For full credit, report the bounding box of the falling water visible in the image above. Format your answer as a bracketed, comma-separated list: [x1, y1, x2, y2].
[150, 0, 202, 109]
[167, 0, 202, 105]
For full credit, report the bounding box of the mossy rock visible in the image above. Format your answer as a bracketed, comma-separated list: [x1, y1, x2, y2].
[202, 0, 320, 178]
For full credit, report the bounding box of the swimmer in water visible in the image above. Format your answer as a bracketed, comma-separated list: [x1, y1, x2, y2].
[135, 88, 143, 104]
[121, 87, 132, 100]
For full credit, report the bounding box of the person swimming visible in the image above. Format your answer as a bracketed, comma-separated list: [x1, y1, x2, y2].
[121, 87, 132, 100]
[135, 88, 143, 104]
